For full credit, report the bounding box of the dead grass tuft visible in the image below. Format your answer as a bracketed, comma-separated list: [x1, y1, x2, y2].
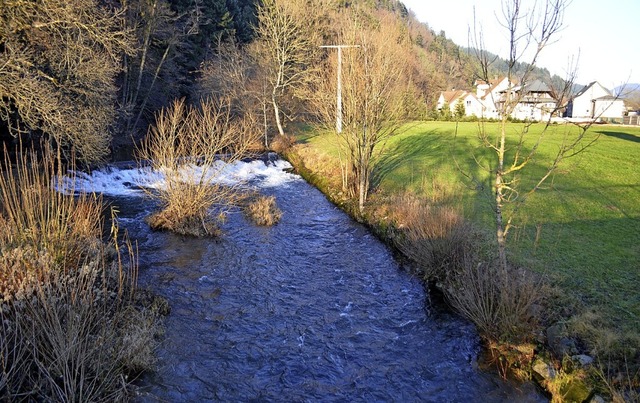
[146, 208, 222, 237]
[244, 195, 282, 226]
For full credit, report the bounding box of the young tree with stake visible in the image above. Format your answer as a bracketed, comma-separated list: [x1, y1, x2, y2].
[470, 0, 595, 271]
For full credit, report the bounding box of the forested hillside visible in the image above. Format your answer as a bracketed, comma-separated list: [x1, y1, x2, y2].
[0, 0, 565, 162]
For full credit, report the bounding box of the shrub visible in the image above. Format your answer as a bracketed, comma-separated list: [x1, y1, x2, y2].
[244, 195, 282, 226]
[391, 193, 542, 344]
[392, 194, 472, 282]
[136, 98, 257, 237]
[270, 134, 297, 154]
[0, 146, 161, 401]
[444, 261, 541, 343]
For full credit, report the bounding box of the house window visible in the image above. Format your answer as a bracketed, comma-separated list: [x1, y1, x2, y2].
[466, 100, 471, 106]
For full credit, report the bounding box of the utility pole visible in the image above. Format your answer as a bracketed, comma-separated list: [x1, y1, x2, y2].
[320, 45, 359, 133]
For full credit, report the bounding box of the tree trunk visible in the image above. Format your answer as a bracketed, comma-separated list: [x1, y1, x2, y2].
[496, 118, 508, 271]
[272, 90, 284, 136]
[495, 175, 508, 271]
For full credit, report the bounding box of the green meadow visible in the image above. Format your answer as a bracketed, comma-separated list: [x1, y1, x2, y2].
[299, 122, 640, 339]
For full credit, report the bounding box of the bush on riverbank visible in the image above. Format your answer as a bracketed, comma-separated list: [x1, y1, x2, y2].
[0, 148, 161, 401]
[390, 193, 543, 362]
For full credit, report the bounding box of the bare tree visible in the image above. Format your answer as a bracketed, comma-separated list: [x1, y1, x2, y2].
[0, 0, 134, 164]
[197, 40, 266, 146]
[470, 0, 596, 270]
[118, 0, 199, 140]
[252, 0, 321, 137]
[314, 12, 410, 212]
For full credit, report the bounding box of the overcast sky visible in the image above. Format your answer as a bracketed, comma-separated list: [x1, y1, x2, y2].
[400, 0, 639, 89]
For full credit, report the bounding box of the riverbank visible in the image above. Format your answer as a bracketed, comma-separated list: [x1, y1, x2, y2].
[281, 130, 636, 402]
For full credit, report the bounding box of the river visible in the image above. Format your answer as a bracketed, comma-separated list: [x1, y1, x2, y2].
[72, 157, 545, 402]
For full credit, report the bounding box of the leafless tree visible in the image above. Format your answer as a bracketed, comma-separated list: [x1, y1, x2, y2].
[252, 0, 322, 137]
[0, 0, 134, 164]
[314, 12, 410, 212]
[197, 40, 266, 146]
[118, 0, 199, 140]
[470, 0, 598, 271]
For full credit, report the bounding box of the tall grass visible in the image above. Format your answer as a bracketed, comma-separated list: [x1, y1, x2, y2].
[137, 98, 259, 236]
[391, 193, 541, 343]
[0, 146, 159, 401]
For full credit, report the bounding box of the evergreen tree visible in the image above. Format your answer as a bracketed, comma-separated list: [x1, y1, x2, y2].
[454, 99, 466, 119]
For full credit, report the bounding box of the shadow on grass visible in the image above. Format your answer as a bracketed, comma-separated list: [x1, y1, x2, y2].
[371, 128, 492, 196]
[596, 130, 640, 143]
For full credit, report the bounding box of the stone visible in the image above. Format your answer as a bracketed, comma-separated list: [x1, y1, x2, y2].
[532, 358, 557, 383]
[589, 395, 606, 403]
[560, 378, 593, 403]
[572, 354, 594, 368]
[546, 323, 577, 356]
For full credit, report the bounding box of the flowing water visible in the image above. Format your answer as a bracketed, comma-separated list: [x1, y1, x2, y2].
[72, 158, 545, 402]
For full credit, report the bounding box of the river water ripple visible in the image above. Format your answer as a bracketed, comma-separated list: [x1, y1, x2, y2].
[90, 160, 544, 402]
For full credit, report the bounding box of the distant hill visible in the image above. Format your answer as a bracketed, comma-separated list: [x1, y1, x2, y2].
[615, 83, 640, 96]
[615, 84, 640, 110]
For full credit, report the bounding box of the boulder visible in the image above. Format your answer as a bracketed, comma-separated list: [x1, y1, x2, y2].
[560, 378, 593, 403]
[546, 323, 577, 356]
[532, 358, 557, 383]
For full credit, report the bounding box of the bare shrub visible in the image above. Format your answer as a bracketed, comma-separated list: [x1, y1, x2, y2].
[0, 146, 160, 400]
[136, 98, 258, 237]
[244, 195, 282, 226]
[391, 193, 542, 343]
[445, 261, 542, 343]
[270, 134, 297, 154]
[392, 194, 472, 281]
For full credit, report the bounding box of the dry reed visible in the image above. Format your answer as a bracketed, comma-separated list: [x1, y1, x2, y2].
[244, 195, 282, 226]
[0, 146, 159, 401]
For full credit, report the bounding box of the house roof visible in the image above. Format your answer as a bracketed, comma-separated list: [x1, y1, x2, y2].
[480, 76, 514, 100]
[441, 90, 467, 104]
[594, 95, 620, 101]
[575, 81, 612, 98]
[523, 79, 552, 93]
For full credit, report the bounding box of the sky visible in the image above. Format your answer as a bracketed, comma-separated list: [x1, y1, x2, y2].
[400, 0, 639, 89]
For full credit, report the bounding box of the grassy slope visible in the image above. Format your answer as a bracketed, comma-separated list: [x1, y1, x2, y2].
[299, 122, 640, 337]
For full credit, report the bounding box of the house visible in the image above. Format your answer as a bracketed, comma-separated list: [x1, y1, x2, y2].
[498, 79, 558, 121]
[436, 89, 484, 117]
[475, 77, 513, 119]
[565, 81, 626, 120]
[437, 77, 557, 121]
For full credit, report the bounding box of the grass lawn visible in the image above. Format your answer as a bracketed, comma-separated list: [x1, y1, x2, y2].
[297, 121, 640, 342]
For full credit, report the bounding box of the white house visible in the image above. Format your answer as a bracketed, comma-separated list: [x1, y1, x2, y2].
[566, 81, 626, 120]
[437, 77, 556, 121]
[499, 80, 558, 121]
[436, 89, 484, 117]
[475, 77, 513, 119]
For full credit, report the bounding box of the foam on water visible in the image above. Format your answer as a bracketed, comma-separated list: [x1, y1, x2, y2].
[58, 158, 301, 197]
